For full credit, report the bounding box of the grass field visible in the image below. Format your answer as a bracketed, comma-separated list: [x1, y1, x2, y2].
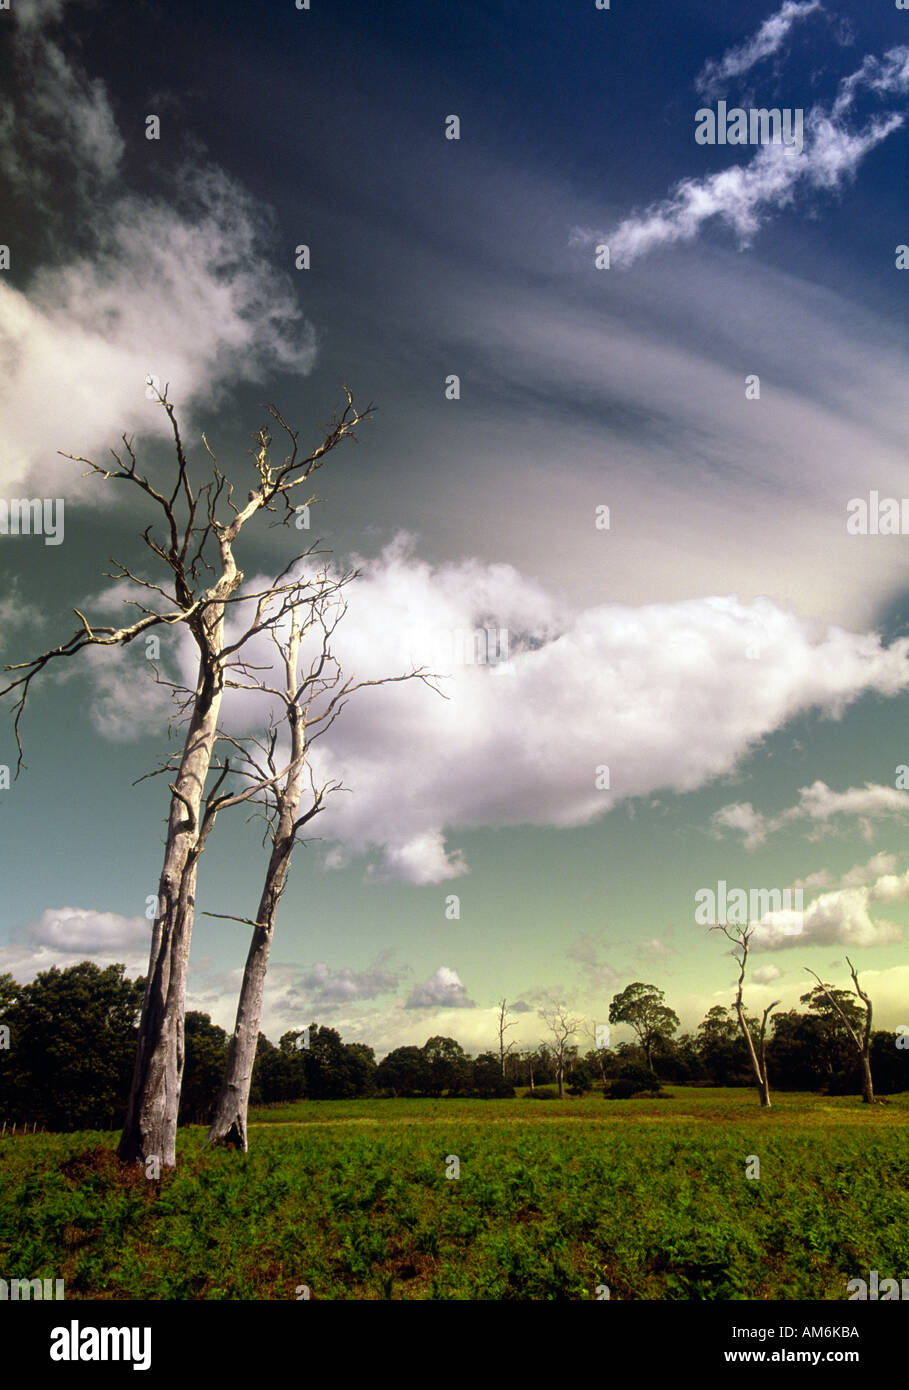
[2, 1088, 907, 1300]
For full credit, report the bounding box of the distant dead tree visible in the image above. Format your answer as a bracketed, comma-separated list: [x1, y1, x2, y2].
[496, 998, 518, 1078]
[805, 958, 875, 1104]
[538, 1002, 580, 1099]
[712, 923, 779, 1108]
[0, 387, 398, 1167]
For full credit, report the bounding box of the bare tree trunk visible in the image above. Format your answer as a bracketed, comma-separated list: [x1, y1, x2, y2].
[205, 839, 289, 1150]
[205, 592, 430, 1151]
[118, 615, 231, 1166]
[807, 958, 875, 1104]
[714, 924, 778, 1109]
[860, 1052, 874, 1105]
[207, 617, 308, 1150]
[735, 999, 773, 1108]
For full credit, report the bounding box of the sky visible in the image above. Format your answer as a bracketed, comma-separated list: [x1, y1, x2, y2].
[1, 0, 909, 1060]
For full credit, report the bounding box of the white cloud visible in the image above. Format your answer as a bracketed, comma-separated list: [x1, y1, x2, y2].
[752, 963, 784, 983]
[0, 31, 123, 195]
[0, 907, 151, 981]
[572, 44, 909, 266]
[85, 539, 909, 885]
[712, 801, 771, 850]
[15, 905, 150, 953]
[291, 959, 404, 1005]
[696, 1, 823, 99]
[751, 878, 906, 951]
[405, 966, 475, 1010]
[714, 785, 909, 849]
[0, 29, 315, 494]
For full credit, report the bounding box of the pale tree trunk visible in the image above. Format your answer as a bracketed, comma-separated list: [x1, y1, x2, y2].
[207, 620, 308, 1150]
[118, 601, 233, 1166]
[205, 829, 295, 1150]
[807, 958, 875, 1104]
[715, 924, 778, 1109]
[736, 1000, 771, 1108]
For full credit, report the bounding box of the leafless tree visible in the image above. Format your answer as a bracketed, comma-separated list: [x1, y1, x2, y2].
[805, 958, 875, 1104]
[712, 923, 779, 1108]
[496, 997, 518, 1078]
[204, 589, 437, 1150]
[1, 387, 379, 1167]
[583, 1020, 611, 1087]
[538, 1002, 580, 1099]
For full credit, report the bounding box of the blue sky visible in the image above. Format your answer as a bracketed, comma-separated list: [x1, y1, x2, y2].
[1, 0, 909, 1057]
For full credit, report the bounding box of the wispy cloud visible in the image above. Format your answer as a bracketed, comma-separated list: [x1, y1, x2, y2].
[571, 43, 909, 267]
[713, 783, 909, 849]
[696, 1, 823, 100]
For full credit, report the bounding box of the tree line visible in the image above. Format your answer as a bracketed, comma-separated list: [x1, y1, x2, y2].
[0, 963, 905, 1132]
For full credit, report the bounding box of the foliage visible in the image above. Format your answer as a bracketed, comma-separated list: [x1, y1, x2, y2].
[0, 964, 143, 1131]
[1, 1089, 907, 1299]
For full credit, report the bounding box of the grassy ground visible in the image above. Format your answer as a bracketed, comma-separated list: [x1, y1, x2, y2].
[2, 1088, 907, 1299]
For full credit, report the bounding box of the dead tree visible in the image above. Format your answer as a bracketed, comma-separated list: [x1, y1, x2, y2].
[538, 1002, 580, 1099]
[712, 923, 779, 1108]
[805, 959, 875, 1104]
[1, 388, 373, 1167]
[497, 998, 518, 1078]
[204, 590, 437, 1151]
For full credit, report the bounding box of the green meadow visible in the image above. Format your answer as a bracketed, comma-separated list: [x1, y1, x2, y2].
[2, 1089, 907, 1300]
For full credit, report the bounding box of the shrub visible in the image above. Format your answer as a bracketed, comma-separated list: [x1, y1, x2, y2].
[605, 1063, 667, 1100]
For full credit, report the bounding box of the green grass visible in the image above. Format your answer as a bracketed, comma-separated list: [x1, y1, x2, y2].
[1, 1088, 907, 1300]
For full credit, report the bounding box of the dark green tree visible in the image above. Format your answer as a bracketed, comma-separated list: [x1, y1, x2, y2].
[0, 962, 143, 1130]
[179, 1012, 229, 1124]
[608, 983, 680, 1076]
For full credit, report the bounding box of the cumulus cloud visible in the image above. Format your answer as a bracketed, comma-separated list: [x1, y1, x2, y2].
[291, 959, 404, 1005]
[0, 907, 151, 981]
[571, 42, 909, 266]
[752, 963, 784, 983]
[751, 872, 908, 951]
[15, 906, 150, 953]
[405, 966, 475, 1010]
[0, 24, 315, 493]
[84, 539, 909, 884]
[696, 1, 823, 100]
[713, 784, 909, 849]
[712, 801, 771, 851]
